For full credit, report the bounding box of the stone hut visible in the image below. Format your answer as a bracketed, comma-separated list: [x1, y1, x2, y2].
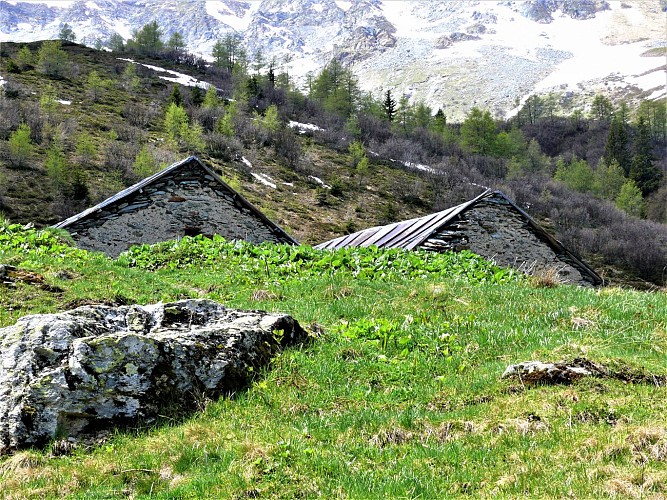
[55, 156, 297, 256]
[316, 189, 602, 286]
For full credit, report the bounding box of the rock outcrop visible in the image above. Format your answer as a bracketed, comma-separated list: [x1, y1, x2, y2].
[0, 299, 308, 454]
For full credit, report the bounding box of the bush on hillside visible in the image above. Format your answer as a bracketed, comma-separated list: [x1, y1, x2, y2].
[505, 178, 667, 284]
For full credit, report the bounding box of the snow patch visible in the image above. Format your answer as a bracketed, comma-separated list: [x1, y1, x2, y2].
[334, 1, 352, 11]
[403, 161, 435, 174]
[6, 0, 74, 7]
[288, 121, 325, 133]
[117, 58, 212, 89]
[647, 87, 667, 100]
[241, 156, 253, 169]
[56, 99, 71, 105]
[626, 68, 667, 93]
[108, 19, 133, 40]
[308, 176, 331, 189]
[251, 173, 277, 189]
[85, 1, 100, 10]
[379, 1, 441, 40]
[312, 3, 323, 13]
[205, 1, 259, 31]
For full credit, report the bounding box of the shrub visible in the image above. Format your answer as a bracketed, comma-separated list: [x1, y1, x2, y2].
[7, 123, 33, 169]
[274, 128, 302, 170]
[206, 132, 241, 162]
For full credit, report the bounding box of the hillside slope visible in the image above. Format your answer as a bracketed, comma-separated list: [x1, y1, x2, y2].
[0, 41, 666, 287]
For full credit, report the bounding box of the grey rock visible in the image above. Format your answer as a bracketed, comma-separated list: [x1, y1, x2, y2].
[502, 359, 607, 384]
[0, 299, 308, 454]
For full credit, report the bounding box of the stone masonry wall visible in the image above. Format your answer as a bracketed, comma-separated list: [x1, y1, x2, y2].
[65, 166, 292, 257]
[422, 199, 593, 285]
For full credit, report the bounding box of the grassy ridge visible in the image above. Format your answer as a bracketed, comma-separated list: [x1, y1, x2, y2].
[0, 222, 666, 498]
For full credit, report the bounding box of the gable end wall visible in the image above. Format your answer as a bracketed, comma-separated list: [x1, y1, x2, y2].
[64, 166, 291, 257]
[421, 199, 594, 285]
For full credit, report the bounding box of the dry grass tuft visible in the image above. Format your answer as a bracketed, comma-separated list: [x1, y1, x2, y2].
[250, 289, 279, 301]
[605, 477, 640, 498]
[322, 285, 355, 300]
[529, 266, 565, 288]
[493, 417, 549, 436]
[627, 427, 667, 462]
[0, 451, 45, 475]
[370, 428, 415, 448]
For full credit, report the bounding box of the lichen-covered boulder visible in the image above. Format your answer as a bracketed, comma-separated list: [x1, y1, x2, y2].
[0, 299, 308, 454]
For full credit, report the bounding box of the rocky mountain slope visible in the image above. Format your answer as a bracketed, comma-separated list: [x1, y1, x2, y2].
[1, 0, 665, 120]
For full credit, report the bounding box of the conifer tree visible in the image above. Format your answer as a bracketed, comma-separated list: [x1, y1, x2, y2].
[554, 157, 594, 193]
[630, 115, 662, 195]
[211, 34, 245, 73]
[16, 46, 34, 70]
[168, 85, 183, 107]
[190, 86, 204, 106]
[616, 179, 644, 217]
[164, 102, 188, 144]
[604, 113, 631, 174]
[39, 83, 58, 115]
[37, 40, 70, 78]
[108, 33, 125, 52]
[133, 144, 160, 178]
[121, 63, 140, 91]
[58, 23, 76, 42]
[45, 141, 67, 192]
[259, 105, 281, 132]
[202, 86, 219, 109]
[460, 107, 496, 156]
[75, 133, 97, 168]
[167, 31, 185, 52]
[86, 70, 105, 102]
[383, 89, 396, 122]
[590, 94, 613, 121]
[431, 108, 447, 133]
[130, 21, 164, 56]
[7, 123, 33, 169]
[216, 101, 237, 137]
[593, 159, 625, 200]
[310, 59, 359, 117]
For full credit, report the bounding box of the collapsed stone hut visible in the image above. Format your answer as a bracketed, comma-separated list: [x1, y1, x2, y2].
[55, 156, 297, 257]
[316, 189, 602, 286]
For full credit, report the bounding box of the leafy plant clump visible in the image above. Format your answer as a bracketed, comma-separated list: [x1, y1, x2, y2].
[118, 234, 521, 285]
[0, 219, 89, 261]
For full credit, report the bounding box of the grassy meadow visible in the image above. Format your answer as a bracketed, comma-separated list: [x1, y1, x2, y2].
[0, 221, 666, 498]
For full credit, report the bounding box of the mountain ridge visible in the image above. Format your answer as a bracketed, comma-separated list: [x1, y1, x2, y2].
[1, 0, 664, 120]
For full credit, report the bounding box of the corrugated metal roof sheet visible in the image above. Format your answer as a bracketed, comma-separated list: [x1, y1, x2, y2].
[315, 189, 492, 251]
[54, 156, 298, 244]
[315, 189, 602, 285]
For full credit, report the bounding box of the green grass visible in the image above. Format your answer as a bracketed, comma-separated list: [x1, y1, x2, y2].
[0, 222, 666, 498]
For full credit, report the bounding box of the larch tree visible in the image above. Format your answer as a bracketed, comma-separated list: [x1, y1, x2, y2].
[37, 40, 70, 78]
[460, 107, 496, 156]
[130, 21, 164, 56]
[7, 123, 33, 169]
[167, 31, 185, 52]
